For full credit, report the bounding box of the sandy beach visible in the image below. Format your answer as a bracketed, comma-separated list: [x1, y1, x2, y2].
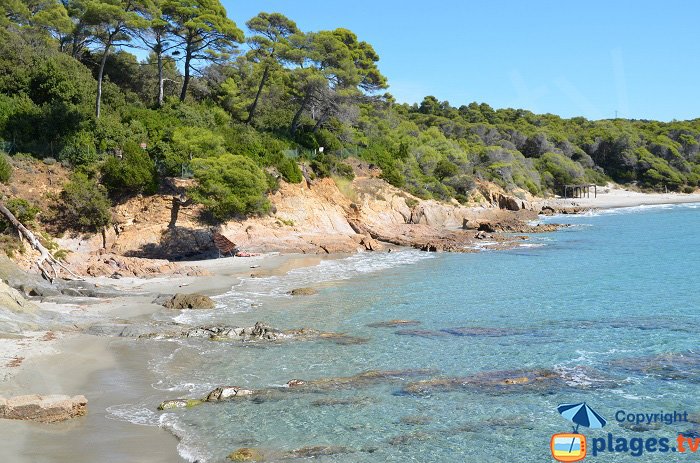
[550, 185, 700, 209]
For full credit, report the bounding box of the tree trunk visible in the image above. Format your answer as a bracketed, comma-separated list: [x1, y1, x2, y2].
[157, 51, 164, 107]
[0, 202, 81, 282]
[169, 195, 192, 228]
[290, 92, 311, 136]
[95, 40, 113, 119]
[312, 110, 330, 133]
[179, 41, 192, 102]
[246, 64, 270, 124]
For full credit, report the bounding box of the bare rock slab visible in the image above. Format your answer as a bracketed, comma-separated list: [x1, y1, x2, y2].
[0, 394, 88, 423]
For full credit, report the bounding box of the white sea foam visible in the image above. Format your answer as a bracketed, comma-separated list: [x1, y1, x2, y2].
[179, 250, 436, 320]
[159, 413, 209, 463]
[106, 403, 162, 427]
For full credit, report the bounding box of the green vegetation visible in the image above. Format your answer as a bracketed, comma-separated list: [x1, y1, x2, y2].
[58, 173, 112, 232]
[0, 198, 40, 233]
[101, 142, 158, 196]
[0, 154, 10, 182]
[189, 154, 270, 220]
[1, 1, 698, 228]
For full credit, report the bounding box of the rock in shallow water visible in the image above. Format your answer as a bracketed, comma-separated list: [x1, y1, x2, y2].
[206, 386, 254, 402]
[0, 394, 87, 423]
[610, 351, 700, 381]
[288, 287, 318, 296]
[154, 293, 215, 310]
[402, 367, 619, 396]
[157, 399, 203, 410]
[440, 327, 525, 337]
[228, 447, 264, 461]
[366, 319, 421, 328]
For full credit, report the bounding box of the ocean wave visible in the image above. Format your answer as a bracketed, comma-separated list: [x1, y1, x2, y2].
[106, 403, 162, 427]
[159, 413, 209, 463]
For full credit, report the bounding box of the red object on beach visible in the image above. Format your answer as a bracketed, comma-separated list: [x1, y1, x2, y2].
[235, 251, 260, 257]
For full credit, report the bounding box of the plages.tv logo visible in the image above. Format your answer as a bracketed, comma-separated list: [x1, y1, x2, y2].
[551, 402, 607, 462]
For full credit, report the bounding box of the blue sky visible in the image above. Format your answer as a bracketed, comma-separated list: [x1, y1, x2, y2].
[222, 0, 700, 121]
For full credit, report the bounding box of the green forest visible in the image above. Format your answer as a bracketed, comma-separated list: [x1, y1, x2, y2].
[2, 0, 700, 228]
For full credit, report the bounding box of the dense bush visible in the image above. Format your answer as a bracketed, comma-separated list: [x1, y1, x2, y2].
[276, 156, 303, 183]
[101, 143, 158, 196]
[0, 154, 10, 183]
[190, 154, 271, 221]
[58, 173, 112, 231]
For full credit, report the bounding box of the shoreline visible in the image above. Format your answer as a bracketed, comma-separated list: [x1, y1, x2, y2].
[1, 192, 698, 462]
[0, 251, 348, 462]
[548, 187, 700, 210]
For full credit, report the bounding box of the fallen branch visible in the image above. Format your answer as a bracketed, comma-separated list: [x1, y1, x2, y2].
[0, 201, 82, 282]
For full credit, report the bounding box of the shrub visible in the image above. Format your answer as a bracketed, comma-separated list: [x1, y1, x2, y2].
[276, 156, 303, 183]
[0, 153, 10, 182]
[190, 153, 271, 221]
[59, 131, 98, 167]
[101, 142, 158, 196]
[433, 159, 459, 180]
[58, 173, 112, 232]
[0, 198, 40, 233]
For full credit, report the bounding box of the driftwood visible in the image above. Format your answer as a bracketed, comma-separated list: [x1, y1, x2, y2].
[0, 201, 81, 282]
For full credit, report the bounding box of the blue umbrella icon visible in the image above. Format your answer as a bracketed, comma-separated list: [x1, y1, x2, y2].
[557, 402, 607, 452]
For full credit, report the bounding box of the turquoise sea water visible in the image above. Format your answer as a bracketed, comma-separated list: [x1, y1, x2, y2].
[113, 203, 700, 462]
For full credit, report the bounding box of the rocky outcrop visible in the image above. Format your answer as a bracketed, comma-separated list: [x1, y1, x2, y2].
[0, 394, 87, 423]
[70, 253, 209, 278]
[0, 279, 38, 314]
[182, 322, 282, 341]
[154, 293, 216, 310]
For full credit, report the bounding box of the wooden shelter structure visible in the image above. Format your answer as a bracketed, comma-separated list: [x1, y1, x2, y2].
[563, 184, 597, 199]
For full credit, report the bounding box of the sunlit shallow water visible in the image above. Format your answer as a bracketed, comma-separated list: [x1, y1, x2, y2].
[111, 203, 700, 462]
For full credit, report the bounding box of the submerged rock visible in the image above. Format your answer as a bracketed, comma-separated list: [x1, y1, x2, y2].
[399, 415, 432, 426]
[440, 327, 525, 337]
[228, 448, 264, 461]
[288, 287, 318, 296]
[292, 369, 438, 392]
[387, 431, 431, 446]
[610, 352, 700, 381]
[0, 394, 87, 423]
[311, 396, 374, 407]
[366, 319, 421, 328]
[285, 446, 353, 458]
[394, 329, 448, 338]
[154, 293, 216, 310]
[403, 366, 619, 396]
[402, 369, 565, 395]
